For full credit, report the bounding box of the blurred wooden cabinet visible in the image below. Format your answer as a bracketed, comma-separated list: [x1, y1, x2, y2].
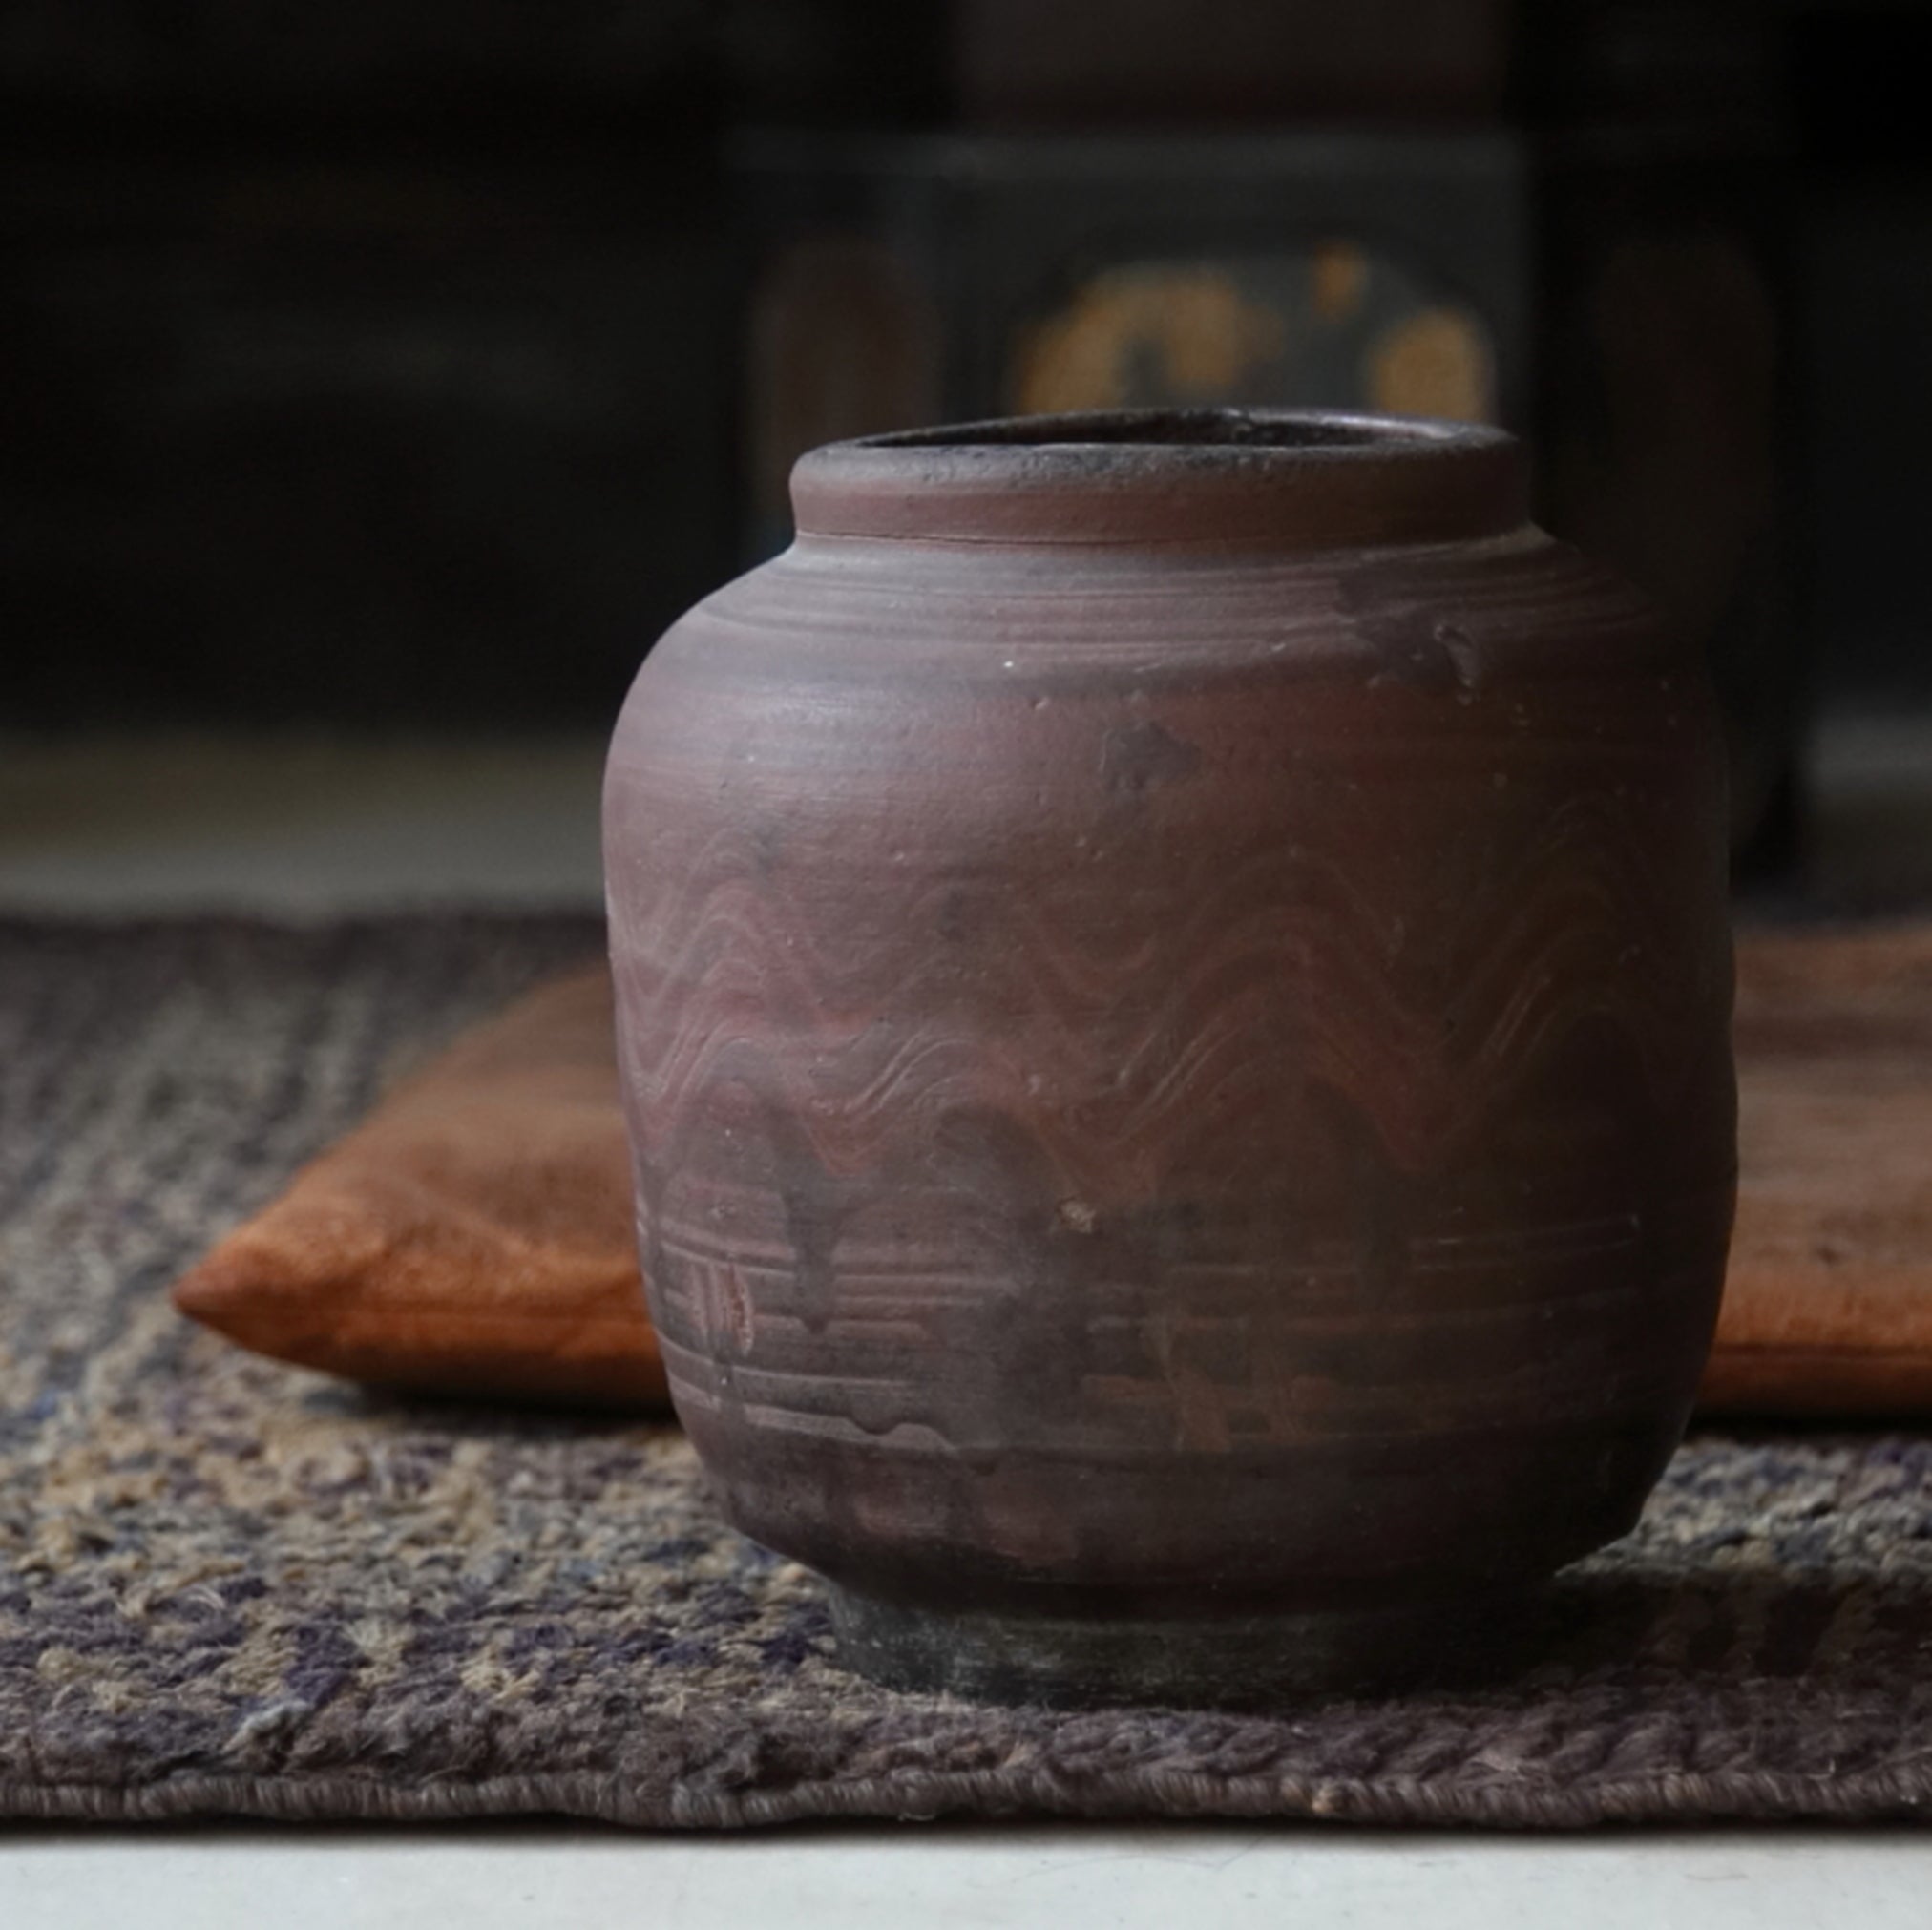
[1522, 0, 1801, 873]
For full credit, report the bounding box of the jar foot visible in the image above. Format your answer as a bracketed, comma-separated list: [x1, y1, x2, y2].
[827, 1581, 1541, 1709]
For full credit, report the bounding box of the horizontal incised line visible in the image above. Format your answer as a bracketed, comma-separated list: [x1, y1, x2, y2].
[663, 1371, 1679, 1453]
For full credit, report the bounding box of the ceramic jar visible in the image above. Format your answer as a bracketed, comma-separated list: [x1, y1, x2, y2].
[604, 410, 1735, 1706]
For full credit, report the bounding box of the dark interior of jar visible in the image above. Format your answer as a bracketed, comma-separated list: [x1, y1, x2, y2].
[856, 410, 1461, 453]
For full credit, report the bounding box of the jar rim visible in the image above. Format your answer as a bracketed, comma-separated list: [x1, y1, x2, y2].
[790, 409, 1527, 550]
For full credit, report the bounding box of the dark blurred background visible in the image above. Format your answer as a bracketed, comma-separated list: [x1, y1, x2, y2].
[3, 0, 1928, 886]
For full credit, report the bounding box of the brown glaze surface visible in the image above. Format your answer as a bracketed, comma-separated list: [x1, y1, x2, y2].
[604, 410, 1735, 1673]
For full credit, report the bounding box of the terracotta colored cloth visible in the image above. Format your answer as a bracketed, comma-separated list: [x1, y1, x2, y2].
[174, 969, 666, 1409]
[176, 923, 1932, 1418]
[1700, 920, 1932, 1415]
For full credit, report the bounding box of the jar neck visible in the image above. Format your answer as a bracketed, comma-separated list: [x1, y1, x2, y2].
[788, 409, 1529, 551]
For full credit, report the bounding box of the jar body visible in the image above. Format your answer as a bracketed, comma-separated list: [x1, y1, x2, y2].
[604, 414, 1735, 1702]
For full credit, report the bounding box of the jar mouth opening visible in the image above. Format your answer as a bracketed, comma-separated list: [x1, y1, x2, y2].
[848, 408, 1506, 461]
[792, 409, 1526, 549]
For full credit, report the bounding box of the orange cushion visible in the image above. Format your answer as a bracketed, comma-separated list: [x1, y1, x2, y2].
[1699, 921, 1932, 1416]
[173, 969, 664, 1410]
[174, 924, 1932, 1419]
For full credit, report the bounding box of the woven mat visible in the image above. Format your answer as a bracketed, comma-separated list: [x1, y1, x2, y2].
[5, 916, 1932, 1830]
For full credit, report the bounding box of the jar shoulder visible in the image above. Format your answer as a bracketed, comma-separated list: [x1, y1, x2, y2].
[643, 525, 1681, 694]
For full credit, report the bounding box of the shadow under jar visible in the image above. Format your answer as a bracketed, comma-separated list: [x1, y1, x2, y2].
[604, 409, 1736, 1709]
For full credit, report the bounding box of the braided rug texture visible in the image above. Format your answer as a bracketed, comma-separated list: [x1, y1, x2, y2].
[3, 915, 1932, 1829]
